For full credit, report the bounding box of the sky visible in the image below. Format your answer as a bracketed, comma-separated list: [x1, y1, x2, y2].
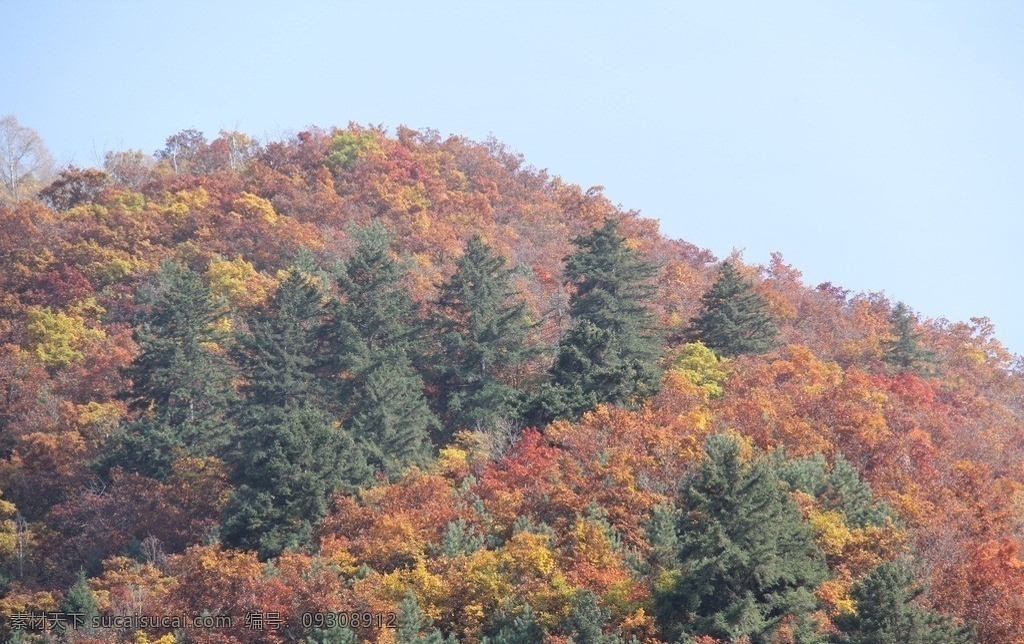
[2, 1, 1022, 355]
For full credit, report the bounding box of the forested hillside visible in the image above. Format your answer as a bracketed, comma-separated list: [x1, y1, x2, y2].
[1, 123, 1022, 643]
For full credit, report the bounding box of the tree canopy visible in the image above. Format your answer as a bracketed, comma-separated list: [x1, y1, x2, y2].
[0, 123, 1014, 643]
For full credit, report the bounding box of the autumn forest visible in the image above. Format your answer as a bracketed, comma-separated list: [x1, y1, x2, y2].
[0, 119, 1022, 643]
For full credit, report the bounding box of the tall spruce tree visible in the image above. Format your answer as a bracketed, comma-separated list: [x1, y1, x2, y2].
[655, 434, 827, 643]
[332, 222, 419, 363]
[125, 260, 235, 425]
[331, 223, 438, 475]
[834, 559, 973, 643]
[564, 590, 625, 644]
[396, 590, 447, 644]
[108, 260, 235, 478]
[882, 302, 935, 375]
[482, 606, 545, 644]
[223, 269, 369, 558]
[238, 269, 328, 408]
[688, 261, 777, 357]
[431, 235, 532, 437]
[534, 219, 662, 422]
[346, 348, 436, 476]
[60, 570, 99, 636]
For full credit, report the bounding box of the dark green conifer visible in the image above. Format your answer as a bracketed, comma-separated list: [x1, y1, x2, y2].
[646, 502, 680, 571]
[60, 570, 98, 635]
[223, 268, 369, 558]
[102, 417, 185, 480]
[835, 559, 973, 643]
[432, 235, 532, 436]
[775, 453, 891, 529]
[564, 220, 659, 339]
[396, 590, 446, 644]
[347, 348, 437, 476]
[108, 260, 235, 478]
[688, 261, 777, 357]
[306, 624, 359, 644]
[330, 223, 438, 475]
[533, 322, 617, 423]
[239, 269, 328, 408]
[823, 455, 892, 528]
[565, 590, 624, 644]
[440, 518, 485, 558]
[535, 219, 662, 422]
[223, 404, 369, 558]
[333, 222, 418, 361]
[125, 260, 235, 427]
[882, 302, 935, 375]
[655, 434, 827, 643]
[482, 605, 545, 644]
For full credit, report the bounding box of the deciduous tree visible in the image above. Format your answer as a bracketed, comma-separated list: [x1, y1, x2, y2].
[0, 115, 54, 204]
[38, 166, 109, 211]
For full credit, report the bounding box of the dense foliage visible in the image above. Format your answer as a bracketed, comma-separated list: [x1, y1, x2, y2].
[0, 122, 1021, 643]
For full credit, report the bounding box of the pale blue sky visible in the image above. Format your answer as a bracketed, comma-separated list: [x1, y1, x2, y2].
[2, 1, 1022, 355]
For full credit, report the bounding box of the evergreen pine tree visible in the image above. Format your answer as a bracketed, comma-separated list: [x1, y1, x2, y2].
[330, 223, 438, 474]
[655, 434, 827, 643]
[238, 269, 328, 408]
[823, 455, 892, 528]
[332, 222, 419, 362]
[431, 234, 532, 437]
[347, 348, 437, 476]
[396, 590, 446, 644]
[882, 302, 935, 375]
[440, 518, 485, 558]
[223, 404, 369, 559]
[60, 570, 98, 635]
[482, 606, 545, 644]
[107, 260, 235, 478]
[536, 321, 626, 422]
[535, 219, 662, 422]
[646, 502, 680, 571]
[125, 260, 235, 428]
[688, 261, 778, 357]
[102, 417, 186, 480]
[223, 268, 369, 558]
[306, 624, 359, 644]
[835, 559, 973, 643]
[565, 590, 624, 644]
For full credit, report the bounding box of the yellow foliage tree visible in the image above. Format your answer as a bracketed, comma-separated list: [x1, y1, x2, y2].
[0, 491, 18, 559]
[672, 341, 728, 398]
[206, 255, 275, 308]
[23, 306, 104, 368]
[230, 192, 279, 225]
